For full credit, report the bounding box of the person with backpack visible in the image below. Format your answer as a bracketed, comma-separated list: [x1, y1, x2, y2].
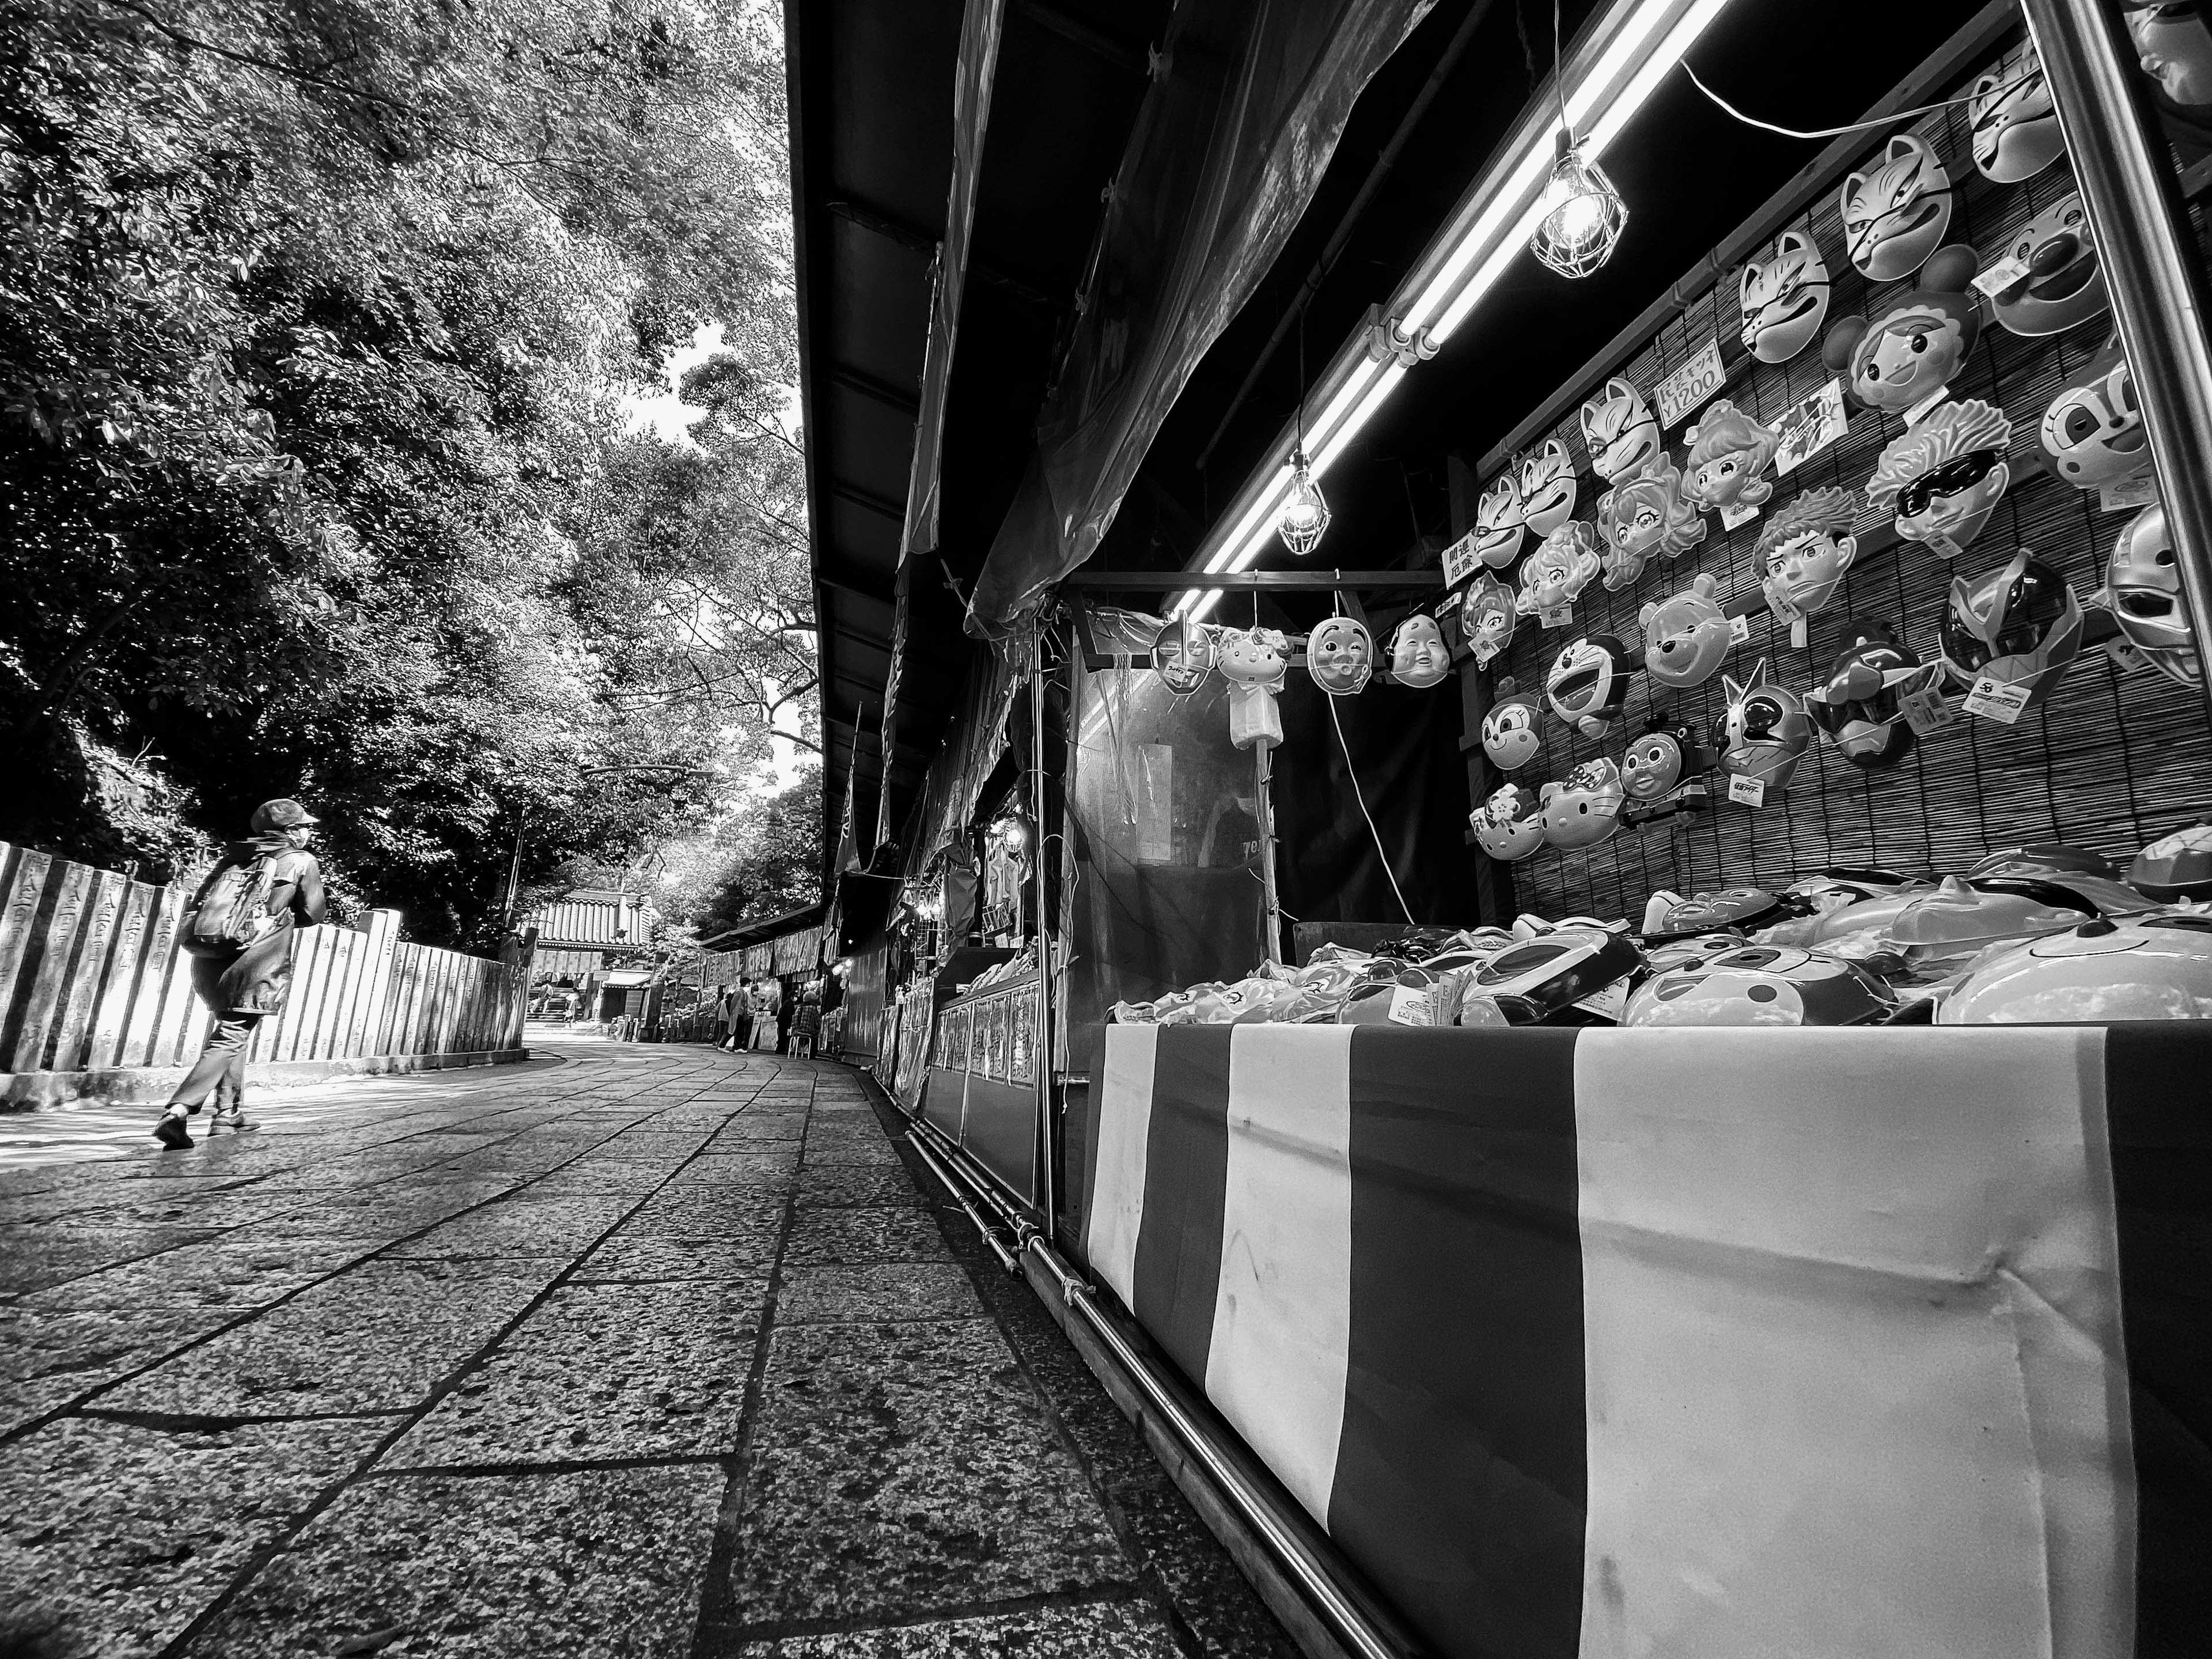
[152, 798, 328, 1148]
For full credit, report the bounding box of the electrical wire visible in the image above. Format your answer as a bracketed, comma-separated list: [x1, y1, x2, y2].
[1326, 696, 1415, 924]
[1682, 61, 2028, 141]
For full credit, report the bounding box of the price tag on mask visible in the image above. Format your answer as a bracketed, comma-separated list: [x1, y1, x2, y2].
[1540, 605, 1574, 629]
[1971, 253, 2031, 298]
[1387, 984, 1435, 1027]
[1916, 528, 1966, 561]
[1719, 499, 1761, 531]
[1900, 683, 1955, 734]
[2100, 474, 2159, 513]
[1727, 773, 1767, 807]
[2103, 637, 2152, 675]
[1728, 613, 1752, 646]
[1963, 675, 2032, 724]
[1766, 585, 1805, 628]
[1472, 637, 1501, 666]
[1572, 976, 1630, 1022]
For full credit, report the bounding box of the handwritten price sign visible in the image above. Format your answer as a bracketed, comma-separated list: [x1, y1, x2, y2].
[1654, 338, 1727, 429]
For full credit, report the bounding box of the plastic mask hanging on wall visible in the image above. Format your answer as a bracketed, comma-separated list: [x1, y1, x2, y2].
[1544, 633, 1634, 737]
[1217, 626, 1290, 751]
[1480, 677, 1546, 771]
[1940, 550, 2084, 709]
[1840, 134, 1953, 281]
[1475, 474, 1527, 568]
[1540, 758, 1626, 851]
[2039, 341, 2149, 492]
[1620, 717, 1710, 803]
[1596, 460, 1705, 590]
[1388, 613, 1452, 688]
[1805, 618, 1936, 770]
[2107, 502, 2203, 689]
[1757, 487, 1861, 616]
[1821, 246, 1982, 415]
[1460, 572, 1518, 663]
[1969, 41, 2063, 182]
[1516, 520, 1603, 616]
[1715, 660, 1815, 795]
[1986, 194, 2110, 337]
[1738, 230, 1831, 365]
[1639, 572, 1732, 689]
[2128, 5, 2212, 107]
[1518, 440, 1579, 535]
[1306, 615, 1374, 696]
[1864, 399, 2014, 558]
[1152, 617, 1215, 696]
[1680, 401, 1782, 515]
[1578, 378, 1663, 485]
[1471, 782, 1547, 862]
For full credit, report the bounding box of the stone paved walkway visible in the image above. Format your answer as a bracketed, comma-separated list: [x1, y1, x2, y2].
[0, 1039, 1298, 1659]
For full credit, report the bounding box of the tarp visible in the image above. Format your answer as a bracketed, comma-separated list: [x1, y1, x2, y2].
[964, 0, 1434, 638]
[899, 642, 1022, 880]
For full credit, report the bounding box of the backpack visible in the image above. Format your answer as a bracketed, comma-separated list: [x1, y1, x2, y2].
[183, 852, 286, 956]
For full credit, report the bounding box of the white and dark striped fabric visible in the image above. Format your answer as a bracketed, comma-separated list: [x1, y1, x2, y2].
[1080, 1022, 2209, 1659]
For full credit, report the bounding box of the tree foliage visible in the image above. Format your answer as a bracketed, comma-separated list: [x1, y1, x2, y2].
[655, 763, 821, 938]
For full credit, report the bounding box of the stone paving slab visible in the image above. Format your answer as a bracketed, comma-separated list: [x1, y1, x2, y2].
[22, 1233, 378, 1312]
[0, 1304, 238, 1438]
[572, 1230, 782, 1283]
[382, 1193, 639, 1260]
[724, 1599, 1184, 1657]
[781, 1205, 952, 1266]
[671, 1152, 803, 1190]
[794, 1166, 932, 1209]
[777, 1263, 982, 1327]
[0, 1225, 219, 1298]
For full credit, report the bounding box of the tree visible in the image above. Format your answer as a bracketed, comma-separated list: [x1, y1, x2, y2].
[656, 766, 823, 938]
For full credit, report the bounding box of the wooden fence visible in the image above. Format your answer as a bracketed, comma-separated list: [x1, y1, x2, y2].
[1, 840, 528, 1103]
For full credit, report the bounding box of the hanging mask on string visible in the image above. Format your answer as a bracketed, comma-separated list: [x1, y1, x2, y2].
[1715, 658, 1815, 796]
[1475, 473, 1527, 568]
[1738, 229, 1831, 365]
[1518, 440, 1579, 535]
[1681, 401, 1782, 515]
[1306, 614, 1374, 696]
[1940, 550, 2084, 710]
[1152, 616, 1216, 696]
[1805, 618, 1938, 770]
[1540, 758, 1627, 851]
[1621, 716, 1712, 804]
[1596, 460, 1706, 590]
[2107, 503, 2202, 689]
[1864, 399, 2014, 558]
[1758, 486, 1861, 616]
[1481, 676, 1545, 771]
[1460, 571, 1518, 664]
[1969, 41, 2063, 183]
[2040, 340, 2150, 493]
[1822, 246, 1982, 415]
[1217, 626, 1290, 751]
[1544, 633, 1634, 737]
[1640, 572, 1732, 689]
[1388, 613, 1452, 688]
[1840, 134, 1953, 281]
[1471, 781, 1547, 862]
[1580, 378, 1664, 485]
[1517, 520, 1604, 616]
[1987, 193, 2110, 338]
[2127, 6, 2212, 108]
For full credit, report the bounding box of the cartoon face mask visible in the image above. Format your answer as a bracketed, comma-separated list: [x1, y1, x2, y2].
[1806, 618, 1934, 770]
[1940, 551, 2084, 707]
[1389, 613, 1451, 689]
[1639, 573, 1732, 689]
[1480, 679, 1545, 771]
[1865, 399, 2014, 557]
[1476, 474, 1527, 568]
[1821, 245, 1982, 415]
[1739, 230, 1831, 365]
[1471, 782, 1546, 862]
[1540, 759, 1626, 851]
[2041, 343, 2148, 490]
[1970, 41, 2062, 183]
[1460, 573, 1517, 662]
[1306, 615, 1374, 696]
[1579, 378, 1662, 484]
[2108, 502, 2203, 689]
[1153, 618, 1215, 695]
[1517, 521, 1604, 616]
[1987, 194, 2109, 338]
[1715, 659, 1815, 793]
[1621, 720, 1706, 802]
[1758, 486, 1861, 615]
[1216, 627, 1288, 688]
[1681, 401, 1782, 513]
[1596, 459, 1705, 590]
[1544, 634, 1634, 736]
[1840, 134, 1953, 281]
[1518, 441, 1578, 536]
[2128, 6, 2212, 108]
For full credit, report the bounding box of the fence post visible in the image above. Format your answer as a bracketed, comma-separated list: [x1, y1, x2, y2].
[355, 910, 402, 1057]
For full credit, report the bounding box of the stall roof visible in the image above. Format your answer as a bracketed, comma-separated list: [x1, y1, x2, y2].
[698, 902, 828, 952]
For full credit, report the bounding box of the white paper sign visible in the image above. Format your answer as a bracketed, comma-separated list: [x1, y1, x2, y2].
[1774, 380, 1849, 475]
[1971, 253, 2031, 298]
[1655, 338, 1728, 429]
[1540, 605, 1575, 629]
[1728, 613, 1752, 646]
[1441, 531, 1483, 588]
[1387, 984, 1434, 1026]
[1719, 500, 1761, 531]
[1727, 773, 1767, 807]
[1902, 384, 1953, 427]
[1964, 676, 2032, 725]
[1473, 637, 1501, 666]
[1766, 585, 1805, 627]
[2099, 474, 2159, 513]
[2103, 637, 2151, 675]
[1573, 976, 1631, 1022]
[1900, 685, 1954, 735]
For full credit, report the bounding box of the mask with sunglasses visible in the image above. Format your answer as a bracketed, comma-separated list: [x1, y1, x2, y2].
[1805, 619, 1938, 770]
[1865, 399, 2014, 558]
[2040, 342, 2150, 491]
[1840, 134, 1954, 282]
[1940, 550, 2085, 709]
[2107, 502, 2202, 688]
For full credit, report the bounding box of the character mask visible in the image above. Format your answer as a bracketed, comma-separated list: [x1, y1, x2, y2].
[2108, 502, 2202, 688]
[1471, 782, 1546, 862]
[1645, 888, 1786, 938]
[1987, 194, 2109, 337]
[2040, 342, 2149, 490]
[1306, 615, 1374, 696]
[1579, 378, 1662, 484]
[1389, 613, 1451, 689]
[1940, 550, 2084, 707]
[2128, 6, 2212, 107]
[1865, 399, 2014, 557]
[1970, 41, 2063, 182]
[2133, 823, 2212, 902]
[1544, 634, 1634, 737]
[1480, 678, 1545, 771]
[1715, 658, 1814, 793]
[1596, 459, 1705, 590]
[1460, 573, 1517, 662]
[1739, 230, 1831, 365]
[1624, 945, 1896, 1028]
[1516, 521, 1604, 616]
[1821, 245, 1982, 415]
[1540, 759, 1626, 851]
[1758, 486, 1861, 615]
[1639, 572, 1732, 688]
[1153, 618, 1215, 695]
[1841, 134, 1953, 281]
[1475, 474, 1527, 568]
[1217, 626, 1290, 751]
[1621, 719, 1707, 802]
[1518, 440, 1578, 535]
[1681, 400, 1782, 513]
[1806, 618, 1936, 770]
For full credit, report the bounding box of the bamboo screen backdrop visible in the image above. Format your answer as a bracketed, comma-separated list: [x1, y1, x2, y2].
[1467, 47, 2212, 925]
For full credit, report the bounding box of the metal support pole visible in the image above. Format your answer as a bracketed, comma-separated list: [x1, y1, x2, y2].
[2024, 0, 2212, 715]
[1253, 740, 1285, 966]
[1030, 644, 1058, 1240]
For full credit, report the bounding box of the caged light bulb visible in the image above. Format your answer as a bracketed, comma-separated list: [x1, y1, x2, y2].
[1278, 445, 1331, 556]
[1530, 132, 1627, 279]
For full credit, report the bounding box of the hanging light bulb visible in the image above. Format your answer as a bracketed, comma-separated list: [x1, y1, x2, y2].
[1277, 444, 1331, 556]
[1529, 130, 1627, 279]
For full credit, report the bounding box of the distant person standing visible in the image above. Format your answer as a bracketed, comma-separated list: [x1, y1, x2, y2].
[789, 993, 821, 1060]
[152, 799, 327, 1148]
[727, 978, 753, 1051]
[748, 977, 777, 1051]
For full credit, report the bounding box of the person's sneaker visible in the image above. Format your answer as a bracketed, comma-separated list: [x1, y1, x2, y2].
[210, 1108, 255, 1132]
[151, 1115, 194, 1150]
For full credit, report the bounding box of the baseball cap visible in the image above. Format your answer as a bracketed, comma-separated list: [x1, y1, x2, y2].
[250, 798, 320, 832]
